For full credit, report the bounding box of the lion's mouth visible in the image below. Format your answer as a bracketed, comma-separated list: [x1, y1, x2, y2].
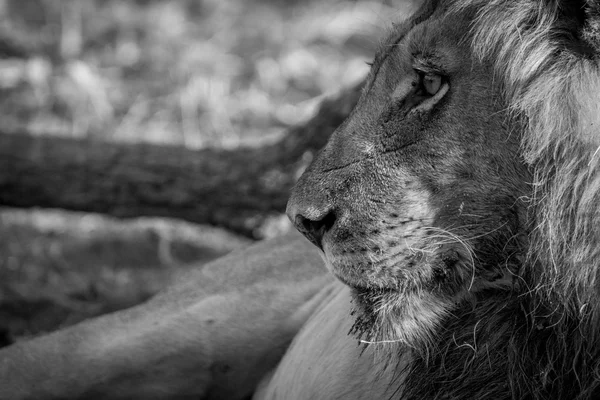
[327, 262, 408, 294]
[332, 271, 375, 290]
[327, 246, 461, 291]
[327, 244, 473, 346]
[350, 285, 398, 300]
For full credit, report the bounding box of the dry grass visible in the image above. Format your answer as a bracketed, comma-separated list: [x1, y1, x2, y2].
[0, 0, 412, 148]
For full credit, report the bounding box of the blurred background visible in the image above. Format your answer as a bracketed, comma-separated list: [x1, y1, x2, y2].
[0, 0, 415, 345]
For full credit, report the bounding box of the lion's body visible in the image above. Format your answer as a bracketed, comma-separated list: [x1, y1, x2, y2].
[2, 0, 600, 399]
[255, 283, 406, 400]
[0, 232, 333, 399]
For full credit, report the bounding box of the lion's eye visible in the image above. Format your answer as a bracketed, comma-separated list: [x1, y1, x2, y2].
[423, 73, 442, 95]
[392, 69, 448, 112]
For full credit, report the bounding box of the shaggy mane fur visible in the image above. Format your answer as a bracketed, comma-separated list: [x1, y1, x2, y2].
[399, 1, 600, 399]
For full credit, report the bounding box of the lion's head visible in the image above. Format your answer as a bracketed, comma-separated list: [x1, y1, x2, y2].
[288, 0, 600, 397]
[288, 0, 530, 346]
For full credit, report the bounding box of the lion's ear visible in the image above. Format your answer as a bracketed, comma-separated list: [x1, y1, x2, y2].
[556, 0, 600, 56]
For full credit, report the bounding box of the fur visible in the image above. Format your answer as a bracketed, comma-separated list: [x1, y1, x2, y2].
[401, 1, 600, 398]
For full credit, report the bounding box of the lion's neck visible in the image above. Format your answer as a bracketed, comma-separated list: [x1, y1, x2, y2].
[399, 291, 524, 399]
[401, 288, 600, 400]
[262, 284, 600, 400]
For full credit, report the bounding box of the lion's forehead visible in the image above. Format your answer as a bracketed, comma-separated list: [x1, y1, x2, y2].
[373, 2, 470, 76]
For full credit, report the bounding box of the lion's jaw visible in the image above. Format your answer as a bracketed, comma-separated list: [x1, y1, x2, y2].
[318, 178, 476, 347]
[287, 2, 530, 350]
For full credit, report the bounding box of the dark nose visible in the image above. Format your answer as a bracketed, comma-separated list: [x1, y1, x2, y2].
[287, 207, 336, 250]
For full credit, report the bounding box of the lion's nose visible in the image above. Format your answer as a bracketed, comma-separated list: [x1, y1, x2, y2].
[287, 205, 336, 250]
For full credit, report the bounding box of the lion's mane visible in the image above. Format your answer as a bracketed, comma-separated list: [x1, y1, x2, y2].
[399, 1, 600, 399]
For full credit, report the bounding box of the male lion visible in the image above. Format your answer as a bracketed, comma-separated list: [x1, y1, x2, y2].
[1, 0, 600, 399]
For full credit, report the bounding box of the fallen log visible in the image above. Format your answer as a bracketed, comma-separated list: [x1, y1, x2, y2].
[0, 84, 361, 238]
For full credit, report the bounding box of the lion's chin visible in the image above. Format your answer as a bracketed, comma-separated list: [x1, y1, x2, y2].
[348, 285, 453, 350]
[322, 247, 462, 348]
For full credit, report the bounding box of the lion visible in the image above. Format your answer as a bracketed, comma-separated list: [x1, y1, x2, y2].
[1, 0, 600, 399]
[0, 232, 334, 399]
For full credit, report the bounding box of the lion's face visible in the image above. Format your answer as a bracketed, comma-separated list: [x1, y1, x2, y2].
[287, 4, 532, 345]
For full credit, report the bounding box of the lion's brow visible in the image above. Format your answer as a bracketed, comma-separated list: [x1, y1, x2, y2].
[370, 0, 438, 73]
